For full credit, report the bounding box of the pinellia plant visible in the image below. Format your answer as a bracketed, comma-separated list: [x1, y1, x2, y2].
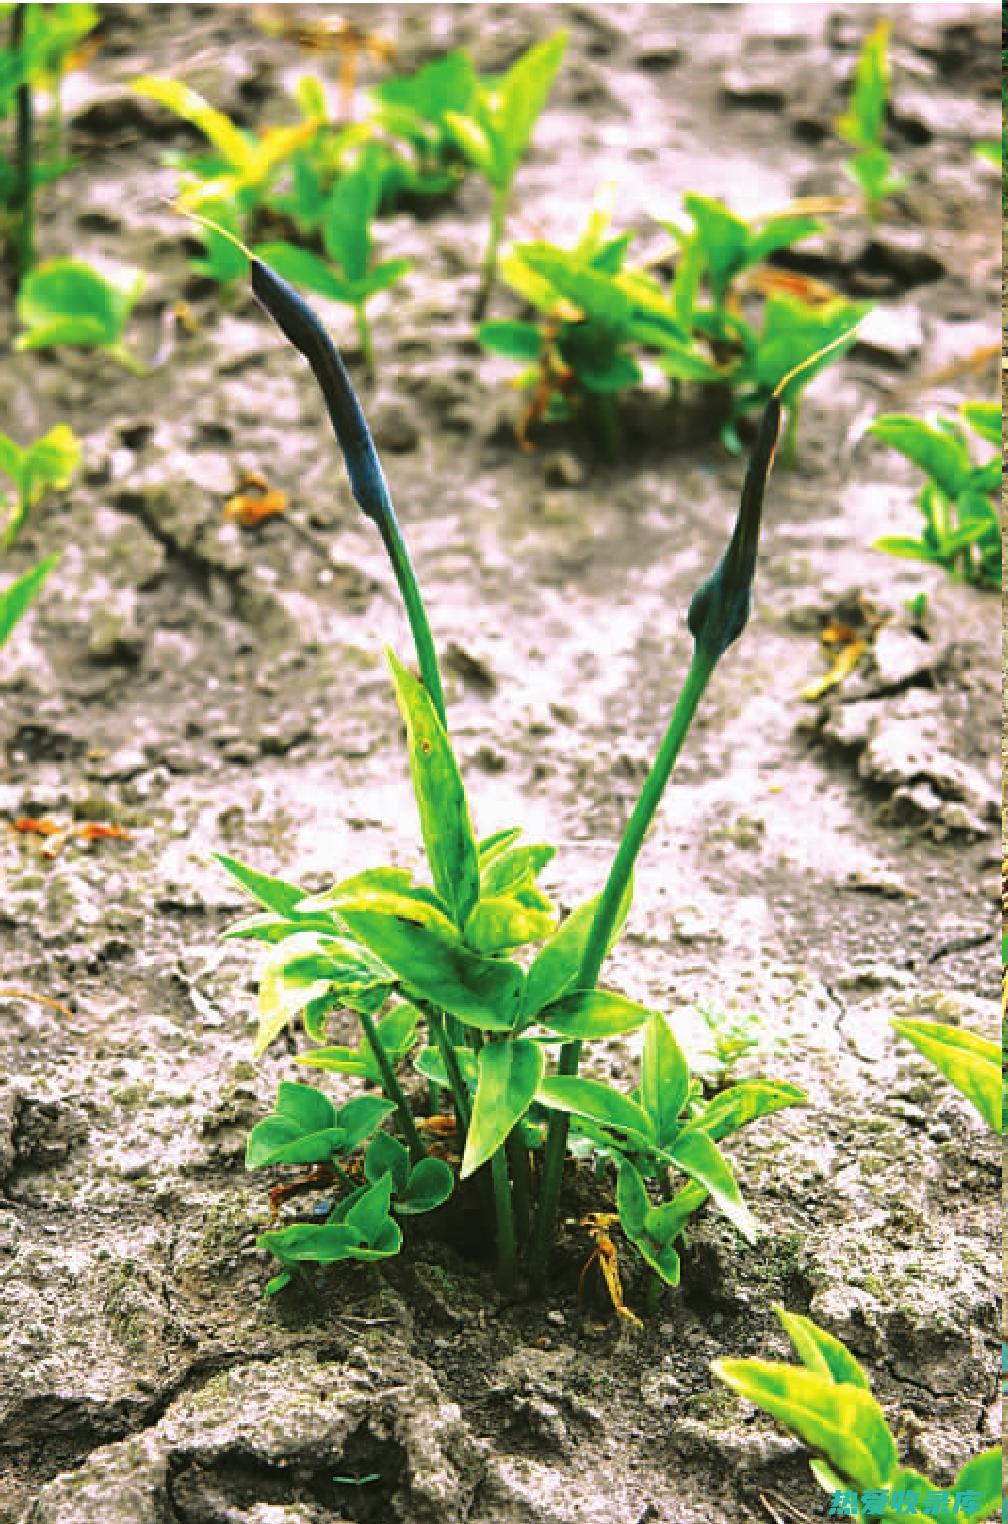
[836, 19, 906, 223]
[715, 1305, 1001, 1521]
[206, 240, 814, 1309]
[442, 30, 567, 318]
[0, 422, 79, 547]
[868, 402, 1000, 590]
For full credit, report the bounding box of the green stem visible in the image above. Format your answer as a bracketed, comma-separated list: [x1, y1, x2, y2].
[12, 3, 33, 283]
[778, 400, 799, 469]
[505, 1128, 532, 1249]
[354, 301, 374, 373]
[490, 1143, 517, 1291]
[356, 1007, 425, 1163]
[528, 646, 718, 1287]
[376, 512, 447, 728]
[474, 183, 508, 322]
[427, 1005, 471, 1131]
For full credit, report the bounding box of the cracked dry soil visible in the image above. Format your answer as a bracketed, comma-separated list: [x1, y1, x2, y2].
[0, 5, 1001, 1522]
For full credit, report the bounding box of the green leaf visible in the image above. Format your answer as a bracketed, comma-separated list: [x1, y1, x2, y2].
[344, 1171, 395, 1241]
[890, 1019, 1001, 1132]
[359, 257, 412, 298]
[536, 1075, 654, 1145]
[0, 554, 59, 649]
[257, 1222, 366, 1264]
[252, 241, 356, 305]
[443, 110, 495, 174]
[521, 879, 633, 1018]
[712, 1359, 898, 1492]
[615, 1156, 682, 1285]
[868, 414, 972, 501]
[773, 1305, 871, 1389]
[19, 424, 80, 510]
[533, 989, 651, 1040]
[336, 1095, 397, 1151]
[952, 1448, 1002, 1521]
[746, 214, 822, 266]
[681, 193, 749, 300]
[752, 294, 865, 405]
[375, 49, 478, 125]
[521, 244, 636, 330]
[479, 319, 544, 363]
[668, 1128, 757, 1242]
[478, 827, 522, 862]
[837, 20, 889, 149]
[461, 1037, 544, 1178]
[464, 894, 556, 955]
[254, 933, 336, 1057]
[246, 1080, 340, 1168]
[133, 75, 252, 169]
[639, 1012, 690, 1147]
[300, 873, 457, 939]
[695, 1080, 806, 1143]
[480, 843, 555, 897]
[364, 1131, 410, 1192]
[959, 402, 1001, 447]
[395, 1155, 454, 1214]
[214, 852, 306, 916]
[16, 259, 142, 355]
[338, 909, 523, 1031]
[494, 31, 567, 178]
[300, 1001, 419, 1080]
[414, 1043, 478, 1091]
[387, 650, 480, 926]
[323, 166, 378, 283]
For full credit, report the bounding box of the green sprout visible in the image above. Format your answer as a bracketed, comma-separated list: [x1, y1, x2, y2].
[256, 151, 410, 372]
[715, 1305, 1001, 1521]
[868, 401, 1000, 589]
[0, 551, 58, 651]
[0, 422, 79, 547]
[371, 48, 478, 206]
[890, 1018, 1001, 1133]
[209, 250, 817, 1307]
[836, 19, 907, 223]
[443, 30, 567, 318]
[15, 257, 146, 370]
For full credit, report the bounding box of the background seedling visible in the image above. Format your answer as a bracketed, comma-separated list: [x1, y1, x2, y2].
[370, 49, 478, 207]
[715, 1305, 1001, 1520]
[836, 20, 907, 223]
[15, 256, 146, 369]
[868, 401, 1000, 589]
[256, 150, 410, 371]
[0, 422, 79, 547]
[443, 30, 567, 317]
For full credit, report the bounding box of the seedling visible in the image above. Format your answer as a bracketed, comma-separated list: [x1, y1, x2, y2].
[207, 249, 820, 1307]
[714, 1305, 1001, 1520]
[890, 1018, 1001, 1133]
[442, 30, 567, 317]
[15, 257, 146, 370]
[836, 20, 906, 223]
[0, 422, 79, 547]
[0, 552, 59, 650]
[868, 401, 1000, 589]
[371, 49, 478, 205]
[256, 150, 410, 370]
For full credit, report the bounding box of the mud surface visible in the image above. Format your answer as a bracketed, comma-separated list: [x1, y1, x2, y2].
[0, 6, 1001, 1522]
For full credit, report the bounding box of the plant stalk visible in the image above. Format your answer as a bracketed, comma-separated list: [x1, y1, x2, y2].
[12, 3, 33, 283]
[474, 183, 508, 322]
[354, 302, 374, 374]
[505, 1129, 532, 1248]
[356, 1007, 426, 1163]
[528, 646, 717, 1286]
[376, 512, 447, 728]
[490, 1144, 517, 1291]
[427, 1005, 471, 1131]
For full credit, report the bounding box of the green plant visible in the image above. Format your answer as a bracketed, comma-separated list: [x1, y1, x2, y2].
[370, 48, 478, 206]
[15, 257, 146, 369]
[443, 30, 567, 317]
[1, 2, 99, 277]
[714, 1305, 1001, 1521]
[836, 19, 906, 222]
[0, 422, 78, 546]
[212, 249, 806, 1307]
[0, 550, 58, 649]
[255, 150, 410, 370]
[868, 401, 1000, 589]
[890, 1018, 1001, 1132]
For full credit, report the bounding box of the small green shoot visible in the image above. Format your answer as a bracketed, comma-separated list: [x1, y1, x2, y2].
[715, 1306, 1001, 1520]
[868, 401, 1000, 589]
[0, 551, 59, 650]
[371, 49, 478, 205]
[256, 152, 409, 370]
[0, 423, 79, 547]
[836, 20, 907, 223]
[15, 257, 146, 370]
[443, 30, 567, 317]
[890, 1018, 1001, 1133]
